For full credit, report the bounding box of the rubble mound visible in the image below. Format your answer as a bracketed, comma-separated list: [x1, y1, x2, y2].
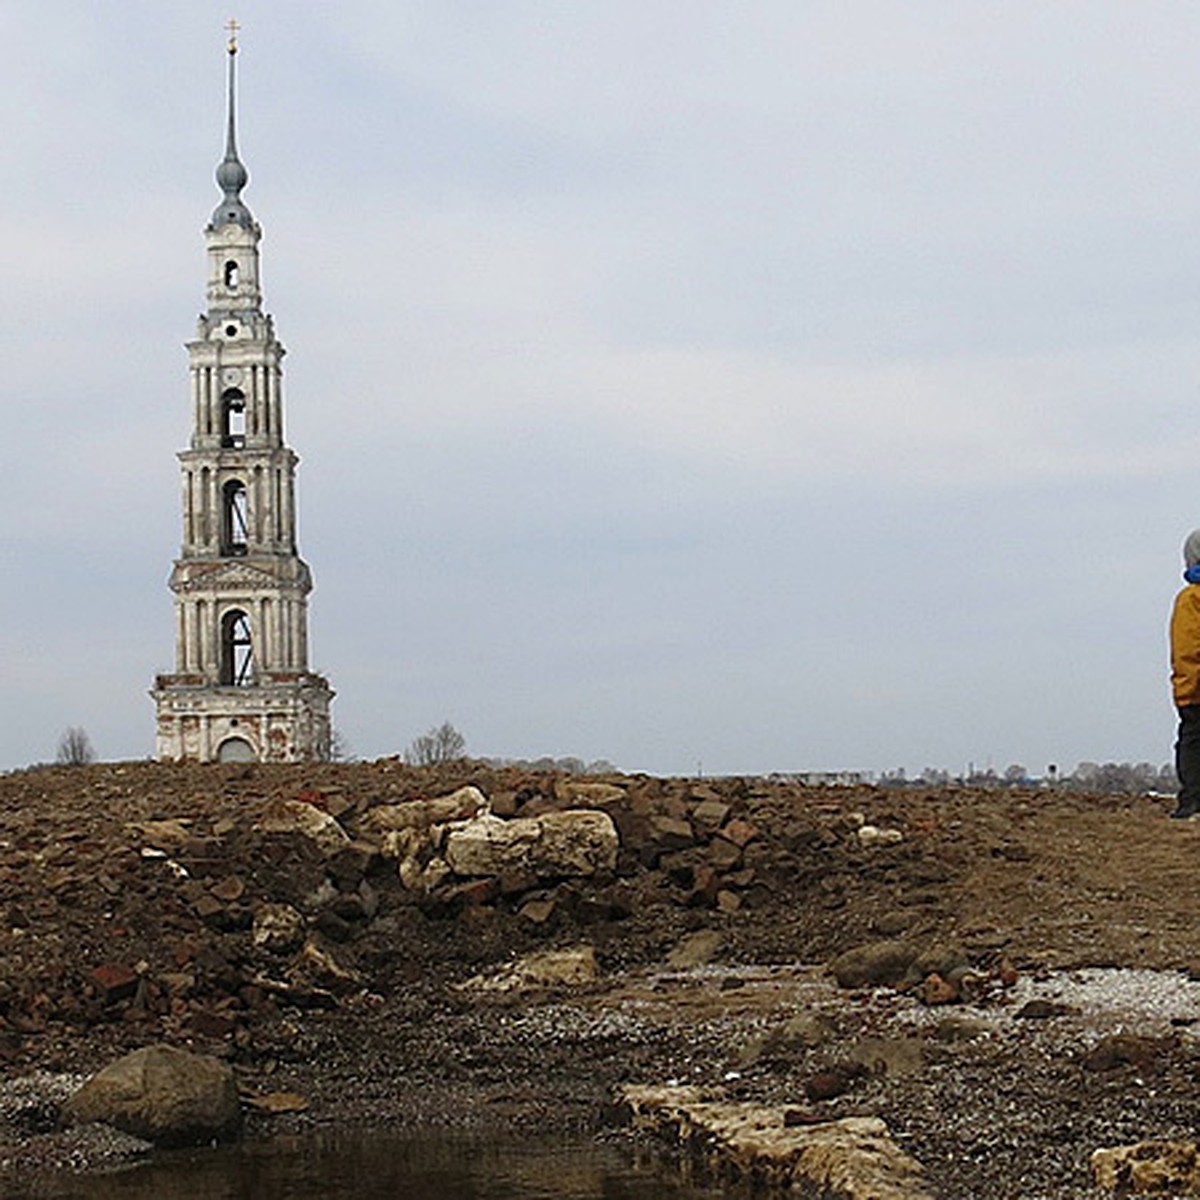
[0, 759, 1195, 1197]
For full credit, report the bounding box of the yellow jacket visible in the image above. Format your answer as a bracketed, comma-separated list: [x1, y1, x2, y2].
[1172, 584, 1200, 706]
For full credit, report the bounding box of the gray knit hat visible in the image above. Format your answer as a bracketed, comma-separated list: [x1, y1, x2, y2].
[1184, 530, 1200, 568]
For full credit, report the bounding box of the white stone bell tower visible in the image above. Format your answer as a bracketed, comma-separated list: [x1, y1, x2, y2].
[153, 27, 334, 762]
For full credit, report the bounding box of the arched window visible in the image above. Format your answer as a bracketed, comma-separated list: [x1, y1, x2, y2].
[224, 260, 240, 289]
[221, 479, 249, 556]
[220, 389, 245, 448]
[219, 609, 254, 686]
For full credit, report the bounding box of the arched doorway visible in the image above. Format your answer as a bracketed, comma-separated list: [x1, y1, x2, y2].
[217, 736, 256, 762]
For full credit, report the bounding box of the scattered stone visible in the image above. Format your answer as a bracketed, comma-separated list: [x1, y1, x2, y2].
[441, 877, 501, 908]
[692, 798, 732, 830]
[719, 819, 759, 849]
[829, 940, 920, 989]
[242, 1091, 309, 1115]
[1016, 999, 1076, 1020]
[804, 1063, 867, 1101]
[128, 820, 194, 850]
[210, 876, 245, 903]
[873, 910, 914, 937]
[739, 1012, 839, 1067]
[912, 943, 971, 982]
[648, 815, 695, 850]
[934, 1015, 991, 1042]
[89, 965, 139, 1005]
[1092, 1139, 1200, 1194]
[921, 972, 959, 1005]
[252, 904, 306, 954]
[553, 780, 626, 807]
[848, 1036, 925, 1078]
[289, 939, 363, 993]
[192, 893, 225, 920]
[997, 958, 1020, 988]
[707, 838, 743, 871]
[667, 930, 723, 969]
[64, 1045, 241, 1147]
[189, 1008, 237, 1039]
[1082, 1034, 1169, 1074]
[519, 897, 557, 925]
[458, 946, 599, 993]
[858, 824, 904, 848]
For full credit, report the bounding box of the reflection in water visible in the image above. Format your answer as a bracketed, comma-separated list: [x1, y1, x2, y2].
[11, 1131, 727, 1200]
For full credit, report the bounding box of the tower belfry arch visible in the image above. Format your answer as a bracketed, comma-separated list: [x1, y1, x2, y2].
[152, 29, 334, 763]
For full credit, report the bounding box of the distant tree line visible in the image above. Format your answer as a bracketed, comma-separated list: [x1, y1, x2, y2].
[881, 761, 1176, 794]
[403, 719, 617, 775]
[480, 755, 618, 776]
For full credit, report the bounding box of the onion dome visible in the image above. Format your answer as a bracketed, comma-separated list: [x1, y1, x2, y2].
[211, 29, 254, 230]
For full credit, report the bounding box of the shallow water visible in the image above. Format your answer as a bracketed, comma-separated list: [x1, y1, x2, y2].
[11, 1131, 725, 1199]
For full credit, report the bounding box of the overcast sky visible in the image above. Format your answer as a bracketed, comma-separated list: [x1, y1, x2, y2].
[4, 2, 1200, 777]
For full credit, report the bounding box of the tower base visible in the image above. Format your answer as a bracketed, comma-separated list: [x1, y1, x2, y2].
[152, 673, 334, 763]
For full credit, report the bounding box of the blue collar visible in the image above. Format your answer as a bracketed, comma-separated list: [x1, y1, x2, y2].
[1184, 564, 1200, 584]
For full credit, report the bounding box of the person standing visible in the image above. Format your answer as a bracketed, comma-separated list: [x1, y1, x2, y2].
[1170, 529, 1200, 817]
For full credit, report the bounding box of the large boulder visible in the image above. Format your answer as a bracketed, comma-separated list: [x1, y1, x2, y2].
[444, 814, 542, 876]
[255, 799, 350, 856]
[531, 810, 619, 876]
[444, 810, 618, 880]
[829, 941, 920, 989]
[619, 1085, 932, 1199]
[364, 786, 489, 834]
[64, 1045, 241, 1147]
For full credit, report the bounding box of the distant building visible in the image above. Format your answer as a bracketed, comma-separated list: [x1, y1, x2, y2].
[152, 30, 334, 762]
[770, 771, 874, 787]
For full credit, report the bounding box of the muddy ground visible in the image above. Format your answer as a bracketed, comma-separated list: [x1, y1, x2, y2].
[0, 759, 1198, 1197]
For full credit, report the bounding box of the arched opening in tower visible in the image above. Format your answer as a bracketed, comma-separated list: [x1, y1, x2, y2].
[219, 609, 254, 686]
[220, 389, 246, 448]
[221, 479, 249, 555]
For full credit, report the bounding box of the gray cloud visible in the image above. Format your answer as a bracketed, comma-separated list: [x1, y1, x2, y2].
[2, 2, 1195, 774]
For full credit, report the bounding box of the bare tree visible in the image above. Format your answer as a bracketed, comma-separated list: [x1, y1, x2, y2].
[329, 728, 356, 763]
[406, 721, 466, 767]
[56, 727, 96, 766]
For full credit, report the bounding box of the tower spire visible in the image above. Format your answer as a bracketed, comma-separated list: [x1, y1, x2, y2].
[213, 18, 252, 229]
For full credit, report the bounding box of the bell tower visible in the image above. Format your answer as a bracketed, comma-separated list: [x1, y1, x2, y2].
[153, 26, 334, 762]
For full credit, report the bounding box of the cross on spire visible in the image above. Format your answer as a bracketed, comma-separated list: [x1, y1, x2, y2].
[226, 18, 240, 55]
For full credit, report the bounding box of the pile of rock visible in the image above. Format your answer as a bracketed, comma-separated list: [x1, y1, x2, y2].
[0, 761, 919, 1074]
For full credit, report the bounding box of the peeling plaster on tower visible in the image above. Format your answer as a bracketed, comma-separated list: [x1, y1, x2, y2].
[152, 28, 334, 763]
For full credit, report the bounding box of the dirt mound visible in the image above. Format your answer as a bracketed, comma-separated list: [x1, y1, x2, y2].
[0, 759, 1193, 1197]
